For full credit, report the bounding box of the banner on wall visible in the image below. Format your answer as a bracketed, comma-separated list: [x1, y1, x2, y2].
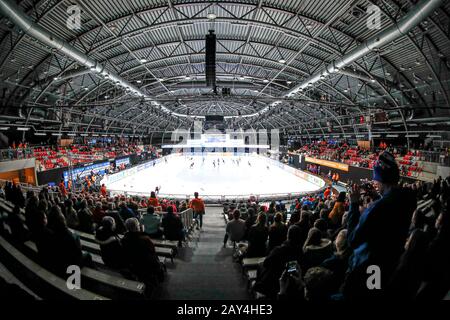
[115, 157, 130, 167]
[63, 161, 110, 184]
[305, 157, 349, 172]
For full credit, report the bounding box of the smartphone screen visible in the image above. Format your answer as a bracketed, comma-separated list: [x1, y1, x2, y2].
[286, 261, 297, 273]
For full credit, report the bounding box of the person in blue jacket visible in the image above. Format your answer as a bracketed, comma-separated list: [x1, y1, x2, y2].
[342, 151, 416, 300]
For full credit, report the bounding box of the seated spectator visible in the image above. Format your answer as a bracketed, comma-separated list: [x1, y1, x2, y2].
[77, 199, 94, 234]
[416, 208, 450, 300]
[302, 228, 332, 270]
[7, 205, 30, 242]
[253, 225, 303, 299]
[244, 207, 257, 240]
[95, 216, 127, 269]
[313, 219, 328, 238]
[161, 206, 184, 244]
[141, 206, 162, 238]
[46, 205, 91, 276]
[320, 229, 351, 291]
[387, 228, 429, 299]
[64, 199, 79, 229]
[118, 201, 135, 222]
[246, 213, 269, 258]
[303, 267, 335, 301]
[268, 212, 288, 252]
[223, 209, 246, 248]
[92, 202, 106, 225]
[122, 218, 164, 287]
[288, 209, 301, 225]
[106, 202, 126, 234]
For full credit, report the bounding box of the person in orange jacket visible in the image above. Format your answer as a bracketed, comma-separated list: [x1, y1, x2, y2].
[100, 184, 107, 197]
[59, 179, 67, 197]
[148, 191, 160, 209]
[189, 192, 205, 229]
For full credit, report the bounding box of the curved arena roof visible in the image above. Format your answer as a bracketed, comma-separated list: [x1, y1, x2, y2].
[0, 0, 449, 141]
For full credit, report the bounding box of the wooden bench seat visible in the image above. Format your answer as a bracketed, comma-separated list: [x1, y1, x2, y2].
[24, 241, 146, 298]
[71, 228, 178, 253]
[0, 235, 108, 300]
[80, 239, 174, 263]
[242, 257, 265, 269]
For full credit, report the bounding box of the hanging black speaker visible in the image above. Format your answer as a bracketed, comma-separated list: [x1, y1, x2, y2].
[205, 30, 216, 88]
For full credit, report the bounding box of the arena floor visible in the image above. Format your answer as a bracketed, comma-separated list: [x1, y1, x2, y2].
[105, 154, 323, 201]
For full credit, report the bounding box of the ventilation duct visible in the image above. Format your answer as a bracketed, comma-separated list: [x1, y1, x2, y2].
[285, 0, 444, 97]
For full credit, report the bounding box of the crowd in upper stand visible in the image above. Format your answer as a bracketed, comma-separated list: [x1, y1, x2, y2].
[223, 152, 449, 300]
[292, 140, 450, 176]
[0, 140, 157, 171]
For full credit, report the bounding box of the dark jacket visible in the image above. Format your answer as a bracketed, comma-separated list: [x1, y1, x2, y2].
[95, 226, 126, 269]
[121, 231, 163, 284]
[106, 210, 126, 234]
[247, 224, 269, 258]
[253, 240, 302, 298]
[119, 206, 135, 222]
[77, 208, 94, 234]
[268, 222, 288, 252]
[161, 213, 183, 241]
[344, 187, 416, 298]
[36, 227, 83, 276]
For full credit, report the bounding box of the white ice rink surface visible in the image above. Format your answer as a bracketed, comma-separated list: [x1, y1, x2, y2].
[106, 154, 322, 200]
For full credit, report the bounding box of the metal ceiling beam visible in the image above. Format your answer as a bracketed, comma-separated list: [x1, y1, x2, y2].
[285, 0, 444, 96]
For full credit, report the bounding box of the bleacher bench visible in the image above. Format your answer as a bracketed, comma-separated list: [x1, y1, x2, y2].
[23, 241, 146, 299]
[0, 235, 108, 300]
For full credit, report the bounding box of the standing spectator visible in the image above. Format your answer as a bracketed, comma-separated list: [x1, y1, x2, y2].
[100, 184, 107, 197]
[148, 191, 159, 209]
[59, 180, 67, 198]
[189, 192, 205, 229]
[343, 151, 416, 300]
[328, 191, 346, 228]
